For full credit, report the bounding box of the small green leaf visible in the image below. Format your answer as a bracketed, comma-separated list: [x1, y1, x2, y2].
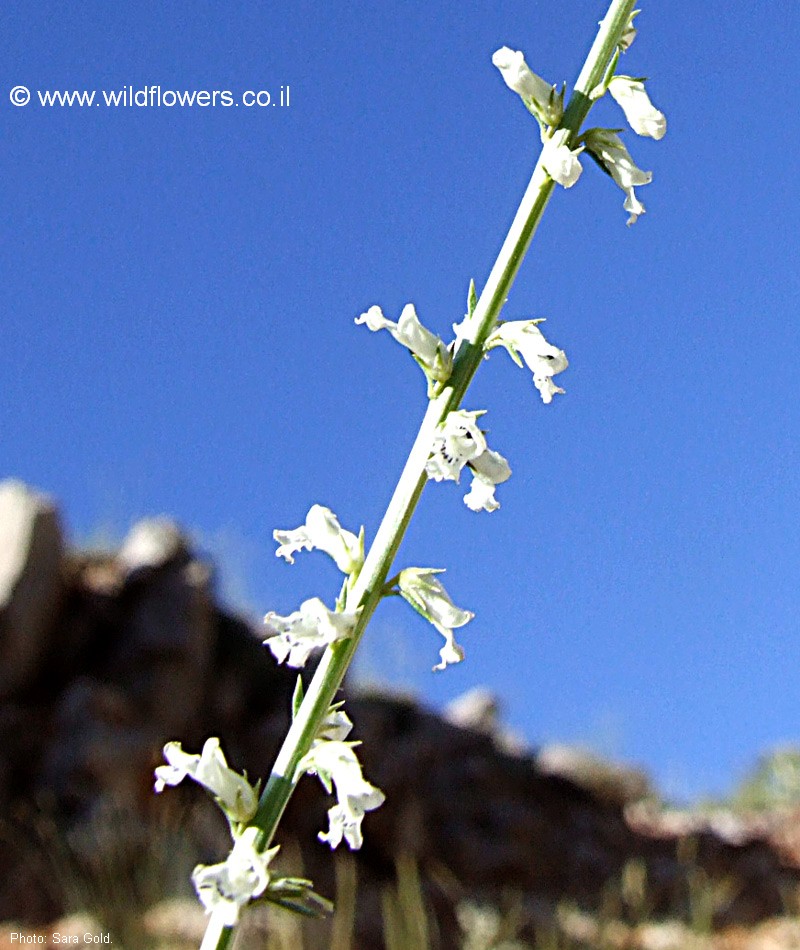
[292, 676, 305, 720]
[467, 279, 478, 317]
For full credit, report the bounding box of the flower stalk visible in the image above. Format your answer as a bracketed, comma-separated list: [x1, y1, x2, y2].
[199, 2, 639, 946]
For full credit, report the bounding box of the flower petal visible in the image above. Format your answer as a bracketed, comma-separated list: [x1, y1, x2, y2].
[541, 128, 583, 188]
[463, 449, 512, 513]
[192, 830, 277, 925]
[608, 76, 666, 140]
[274, 504, 363, 575]
[264, 598, 358, 668]
[426, 410, 487, 482]
[486, 320, 568, 402]
[583, 128, 654, 225]
[624, 187, 647, 226]
[432, 628, 466, 672]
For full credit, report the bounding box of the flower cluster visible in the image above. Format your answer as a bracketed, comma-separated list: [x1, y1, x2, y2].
[492, 11, 666, 223]
[264, 509, 387, 848]
[155, 739, 268, 924]
[155, 13, 667, 944]
[266, 506, 363, 667]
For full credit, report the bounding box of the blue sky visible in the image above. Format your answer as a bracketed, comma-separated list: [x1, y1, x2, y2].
[2, 1, 799, 803]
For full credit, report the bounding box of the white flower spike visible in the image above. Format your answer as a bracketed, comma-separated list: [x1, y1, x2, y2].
[264, 598, 358, 668]
[299, 741, 385, 850]
[356, 304, 452, 384]
[154, 737, 258, 824]
[398, 567, 474, 670]
[464, 448, 512, 513]
[426, 409, 488, 482]
[274, 504, 363, 575]
[492, 46, 563, 127]
[192, 828, 278, 927]
[583, 129, 652, 225]
[541, 128, 583, 189]
[608, 76, 666, 140]
[486, 320, 568, 403]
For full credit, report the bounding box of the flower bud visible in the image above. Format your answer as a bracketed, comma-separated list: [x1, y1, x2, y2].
[492, 47, 563, 126]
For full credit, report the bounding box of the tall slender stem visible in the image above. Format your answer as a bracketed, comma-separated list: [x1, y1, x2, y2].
[200, 2, 636, 946]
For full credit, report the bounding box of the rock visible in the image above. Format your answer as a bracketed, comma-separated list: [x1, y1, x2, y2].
[445, 686, 527, 753]
[0, 480, 64, 699]
[1, 483, 800, 948]
[141, 899, 207, 947]
[118, 517, 188, 576]
[445, 686, 500, 733]
[536, 742, 653, 806]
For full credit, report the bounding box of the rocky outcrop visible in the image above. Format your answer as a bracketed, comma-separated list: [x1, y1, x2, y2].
[0, 481, 64, 700]
[0, 480, 798, 948]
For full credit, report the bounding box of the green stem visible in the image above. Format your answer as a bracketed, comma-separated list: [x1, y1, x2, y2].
[200, 2, 636, 947]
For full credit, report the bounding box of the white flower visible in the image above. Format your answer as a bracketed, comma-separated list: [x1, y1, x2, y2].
[427, 410, 512, 510]
[426, 409, 487, 482]
[191, 829, 277, 926]
[274, 504, 363, 575]
[299, 741, 385, 850]
[486, 320, 568, 403]
[397, 568, 474, 671]
[583, 129, 652, 225]
[154, 737, 258, 824]
[355, 304, 452, 383]
[492, 46, 563, 126]
[264, 598, 358, 668]
[608, 76, 666, 140]
[464, 448, 512, 513]
[541, 128, 583, 188]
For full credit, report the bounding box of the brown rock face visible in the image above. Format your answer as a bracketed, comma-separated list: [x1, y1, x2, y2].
[0, 481, 64, 700]
[0, 480, 798, 949]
